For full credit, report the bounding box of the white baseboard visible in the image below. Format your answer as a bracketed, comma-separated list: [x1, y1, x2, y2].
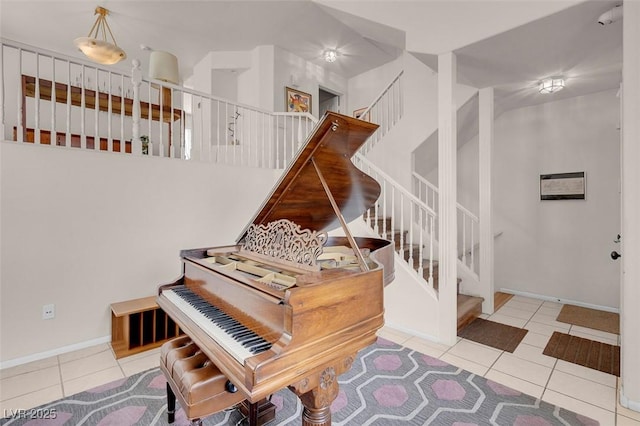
[620, 384, 640, 413]
[0, 335, 111, 370]
[499, 288, 619, 314]
[382, 321, 441, 345]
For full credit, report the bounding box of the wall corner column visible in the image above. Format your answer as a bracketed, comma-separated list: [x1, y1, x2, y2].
[438, 52, 457, 345]
[479, 87, 495, 314]
[620, 0, 640, 413]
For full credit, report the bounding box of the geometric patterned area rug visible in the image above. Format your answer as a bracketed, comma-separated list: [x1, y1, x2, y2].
[556, 304, 620, 335]
[458, 318, 528, 353]
[543, 331, 620, 377]
[0, 338, 598, 425]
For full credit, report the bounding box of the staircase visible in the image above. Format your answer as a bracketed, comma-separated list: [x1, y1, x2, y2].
[371, 215, 484, 331]
[348, 69, 485, 340]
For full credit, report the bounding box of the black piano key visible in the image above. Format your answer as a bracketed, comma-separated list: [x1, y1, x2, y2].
[238, 335, 264, 346]
[249, 342, 272, 353]
[225, 323, 247, 332]
[230, 329, 254, 339]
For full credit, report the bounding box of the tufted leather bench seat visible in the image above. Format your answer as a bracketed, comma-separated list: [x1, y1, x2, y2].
[160, 335, 246, 425]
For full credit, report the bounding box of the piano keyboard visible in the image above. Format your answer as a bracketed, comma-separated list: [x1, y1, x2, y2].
[162, 287, 273, 365]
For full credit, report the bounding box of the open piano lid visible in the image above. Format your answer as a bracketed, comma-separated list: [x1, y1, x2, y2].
[237, 112, 380, 243]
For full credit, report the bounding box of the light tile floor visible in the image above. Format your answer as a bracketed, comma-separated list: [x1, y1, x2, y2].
[0, 295, 638, 425]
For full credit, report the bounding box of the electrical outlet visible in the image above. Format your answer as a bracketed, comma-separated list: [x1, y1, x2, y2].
[42, 304, 55, 320]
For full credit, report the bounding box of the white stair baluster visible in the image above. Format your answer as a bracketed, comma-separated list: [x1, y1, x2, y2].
[50, 56, 56, 147]
[131, 59, 142, 155]
[107, 71, 113, 152]
[94, 67, 99, 150]
[80, 66, 86, 149]
[34, 54, 40, 144]
[119, 73, 124, 152]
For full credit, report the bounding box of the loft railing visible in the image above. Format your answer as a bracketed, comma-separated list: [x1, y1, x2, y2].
[1, 39, 315, 169]
[412, 172, 479, 276]
[356, 154, 437, 291]
[355, 71, 404, 155]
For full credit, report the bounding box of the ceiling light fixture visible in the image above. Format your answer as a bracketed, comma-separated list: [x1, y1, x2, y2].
[324, 49, 338, 63]
[538, 77, 565, 94]
[74, 6, 126, 65]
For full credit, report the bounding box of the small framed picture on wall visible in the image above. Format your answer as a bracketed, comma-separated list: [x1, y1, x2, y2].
[285, 87, 311, 113]
[540, 171, 586, 200]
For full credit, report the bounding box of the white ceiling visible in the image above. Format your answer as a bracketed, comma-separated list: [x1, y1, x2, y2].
[458, 0, 622, 111]
[0, 0, 623, 112]
[0, 1, 402, 79]
[411, 0, 622, 111]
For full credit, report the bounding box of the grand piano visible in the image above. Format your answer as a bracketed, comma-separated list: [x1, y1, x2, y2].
[157, 111, 394, 426]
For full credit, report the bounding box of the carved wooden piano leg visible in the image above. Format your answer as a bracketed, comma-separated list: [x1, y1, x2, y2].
[290, 355, 355, 426]
[298, 383, 338, 426]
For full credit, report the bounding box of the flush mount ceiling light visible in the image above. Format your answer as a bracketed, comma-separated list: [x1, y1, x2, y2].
[74, 6, 126, 65]
[538, 77, 565, 94]
[324, 49, 338, 63]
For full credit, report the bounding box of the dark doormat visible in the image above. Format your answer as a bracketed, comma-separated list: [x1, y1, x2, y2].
[556, 304, 619, 335]
[543, 331, 620, 376]
[458, 318, 528, 352]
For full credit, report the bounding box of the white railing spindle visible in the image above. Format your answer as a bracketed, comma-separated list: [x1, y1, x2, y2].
[119, 73, 124, 153]
[2, 40, 321, 169]
[65, 61, 71, 147]
[50, 56, 56, 146]
[93, 67, 99, 150]
[355, 154, 437, 291]
[16, 48, 23, 142]
[107, 71, 113, 152]
[131, 60, 142, 155]
[80, 65, 87, 149]
[34, 54, 40, 144]
[0, 43, 4, 139]
[412, 171, 479, 277]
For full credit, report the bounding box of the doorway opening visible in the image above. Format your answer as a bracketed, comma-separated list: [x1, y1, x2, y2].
[318, 87, 341, 117]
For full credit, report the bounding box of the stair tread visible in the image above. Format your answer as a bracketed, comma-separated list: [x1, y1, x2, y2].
[457, 294, 483, 308]
[457, 294, 484, 332]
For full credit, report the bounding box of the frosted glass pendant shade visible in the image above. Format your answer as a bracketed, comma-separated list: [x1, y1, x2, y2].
[74, 37, 126, 65]
[74, 7, 126, 65]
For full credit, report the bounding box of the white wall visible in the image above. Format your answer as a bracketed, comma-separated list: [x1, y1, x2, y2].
[0, 141, 280, 363]
[274, 47, 348, 118]
[238, 46, 275, 110]
[350, 53, 436, 190]
[484, 89, 620, 308]
[349, 53, 476, 191]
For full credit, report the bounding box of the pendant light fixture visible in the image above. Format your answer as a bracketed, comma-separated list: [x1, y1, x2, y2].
[74, 6, 126, 65]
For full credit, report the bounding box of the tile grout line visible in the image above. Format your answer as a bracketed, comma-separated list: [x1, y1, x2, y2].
[110, 344, 128, 378]
[56, 354, 65, 398]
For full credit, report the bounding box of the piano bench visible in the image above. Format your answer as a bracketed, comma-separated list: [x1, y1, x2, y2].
[160, 336, 245, 425]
